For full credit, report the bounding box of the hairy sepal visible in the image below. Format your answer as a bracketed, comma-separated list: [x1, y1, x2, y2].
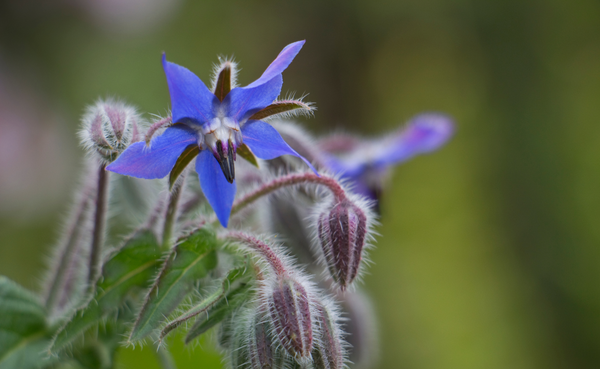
[237, 143, 260, 168]
[0, 277, 58, 369]
[248, 100, 313, 121]
[50, 230, 162, 353]
[128, 227, 219, 343]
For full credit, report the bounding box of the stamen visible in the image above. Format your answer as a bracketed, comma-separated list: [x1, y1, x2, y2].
[215, 140, 235, 183]
[228, 140, 235, 181]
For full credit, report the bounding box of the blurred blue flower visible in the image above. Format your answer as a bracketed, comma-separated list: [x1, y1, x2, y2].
[107, 41, 316, 227]
[321, 113, 454, 204]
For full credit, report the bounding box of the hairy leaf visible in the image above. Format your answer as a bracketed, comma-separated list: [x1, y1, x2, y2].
[160, 266, 252, 341]
[129, 227, 219, 342]
[50, 230, 162, 353]
[0, 277, 56, 369]
[185, 271, 253, 344]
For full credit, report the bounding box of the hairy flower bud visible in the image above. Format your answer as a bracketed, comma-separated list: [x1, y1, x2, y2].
[317, 199, 369, 290]
[79, 99, 142, 163]
[312, 301, 345, 369]
[268, 278, 313, 360]
[249, 312, 274, 368]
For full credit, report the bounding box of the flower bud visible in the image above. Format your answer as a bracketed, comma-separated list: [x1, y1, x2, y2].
[268, 278, 313, 360]
[79, 99, 141, 163]
[312, 301, 345, 369]
[249, 312, 274, 368]
[318, 199, 369, 290]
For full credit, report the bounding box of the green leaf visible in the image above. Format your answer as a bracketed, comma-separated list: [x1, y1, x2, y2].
[0, 277, 56, 369]
[50, 230, 162, 353]
[72, 307, 133, 369]
[129, 227, 219, 342]
[169, 144, 199, 190]
[160, 266, 252, 341]
[185, 270, 253, 344]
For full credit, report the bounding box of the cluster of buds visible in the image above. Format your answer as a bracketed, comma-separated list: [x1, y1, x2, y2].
[79, 99, 142, 163]
[224, 233, 346, 368]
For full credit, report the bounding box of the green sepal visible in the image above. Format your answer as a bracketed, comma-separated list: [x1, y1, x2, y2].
[214, 63, 232, 102]
[160, 266, 252, 341]
[237, 144, 259, 168]
[185, 269, 254, 344]
[169, 144, 200, 190]
[0, 277, 57, 369]
[50, 230, 162, 353]
[248, 100, 312, 120]
[128, 227, 219, 343]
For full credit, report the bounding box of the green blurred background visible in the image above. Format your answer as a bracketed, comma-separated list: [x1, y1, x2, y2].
[1, 0, 600, 368]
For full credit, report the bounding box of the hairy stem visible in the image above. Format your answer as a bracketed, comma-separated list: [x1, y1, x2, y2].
[162, 172, 186, 249]
[87, 163, 109, 286]
[44, 182, 93, 315]
[231, 172, 346, 218]
[225, 232, 287, 277]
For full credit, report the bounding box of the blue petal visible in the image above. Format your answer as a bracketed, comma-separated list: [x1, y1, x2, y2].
[320, 152, 364, 178]
[224, 76, 283, 122]
[245, 41, 305, 89]
[162, 54, 219, 125]
[106, 125, 198, 179]
[241, 120, 318, 174]
[373, 113, 454, 167]
[196, 149, 236, 227]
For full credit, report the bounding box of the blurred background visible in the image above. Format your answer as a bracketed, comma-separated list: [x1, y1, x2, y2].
[1, 0, 600, 368]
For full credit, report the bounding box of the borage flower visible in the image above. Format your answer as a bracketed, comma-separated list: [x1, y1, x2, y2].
[321, 113, 454, 203]
[107, 41, 317, 227]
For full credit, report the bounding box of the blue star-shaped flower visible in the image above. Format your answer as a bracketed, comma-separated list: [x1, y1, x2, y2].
[321, 113, 454, 202]
[107, 41, 316, 227]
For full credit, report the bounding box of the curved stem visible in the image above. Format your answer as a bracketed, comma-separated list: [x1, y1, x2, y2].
[225, 232, 288, 277]
[231, 172, 346, 218]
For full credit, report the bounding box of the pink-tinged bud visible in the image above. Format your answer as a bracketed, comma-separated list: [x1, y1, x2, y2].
[249, 314, 274, 368]
[312, 301, 345, 369]
[79, 99, 142, 163]
[268, 278, 313, 360]
[318, 199, 368, 290]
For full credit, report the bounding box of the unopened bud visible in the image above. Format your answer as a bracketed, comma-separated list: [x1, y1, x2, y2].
[79, 99, 142, 163]
[268, 278, 313, 360]
[312, 301, 345, 369]
[249, 312, 274, 368]
[318, 199, 368, 290]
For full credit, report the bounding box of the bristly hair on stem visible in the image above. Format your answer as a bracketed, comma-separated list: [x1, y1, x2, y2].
[228, 172, 348, 221]
[42, 167, 96, 320]
[145, 115, 172, 145]
[161, 169, 187, 249]
[87, 162, 110, 288]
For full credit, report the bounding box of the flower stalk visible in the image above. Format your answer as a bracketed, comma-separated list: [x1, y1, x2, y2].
[162, 171, 186, 249]
[230, 172, 346, 219]
[87, 163, 109, 286]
